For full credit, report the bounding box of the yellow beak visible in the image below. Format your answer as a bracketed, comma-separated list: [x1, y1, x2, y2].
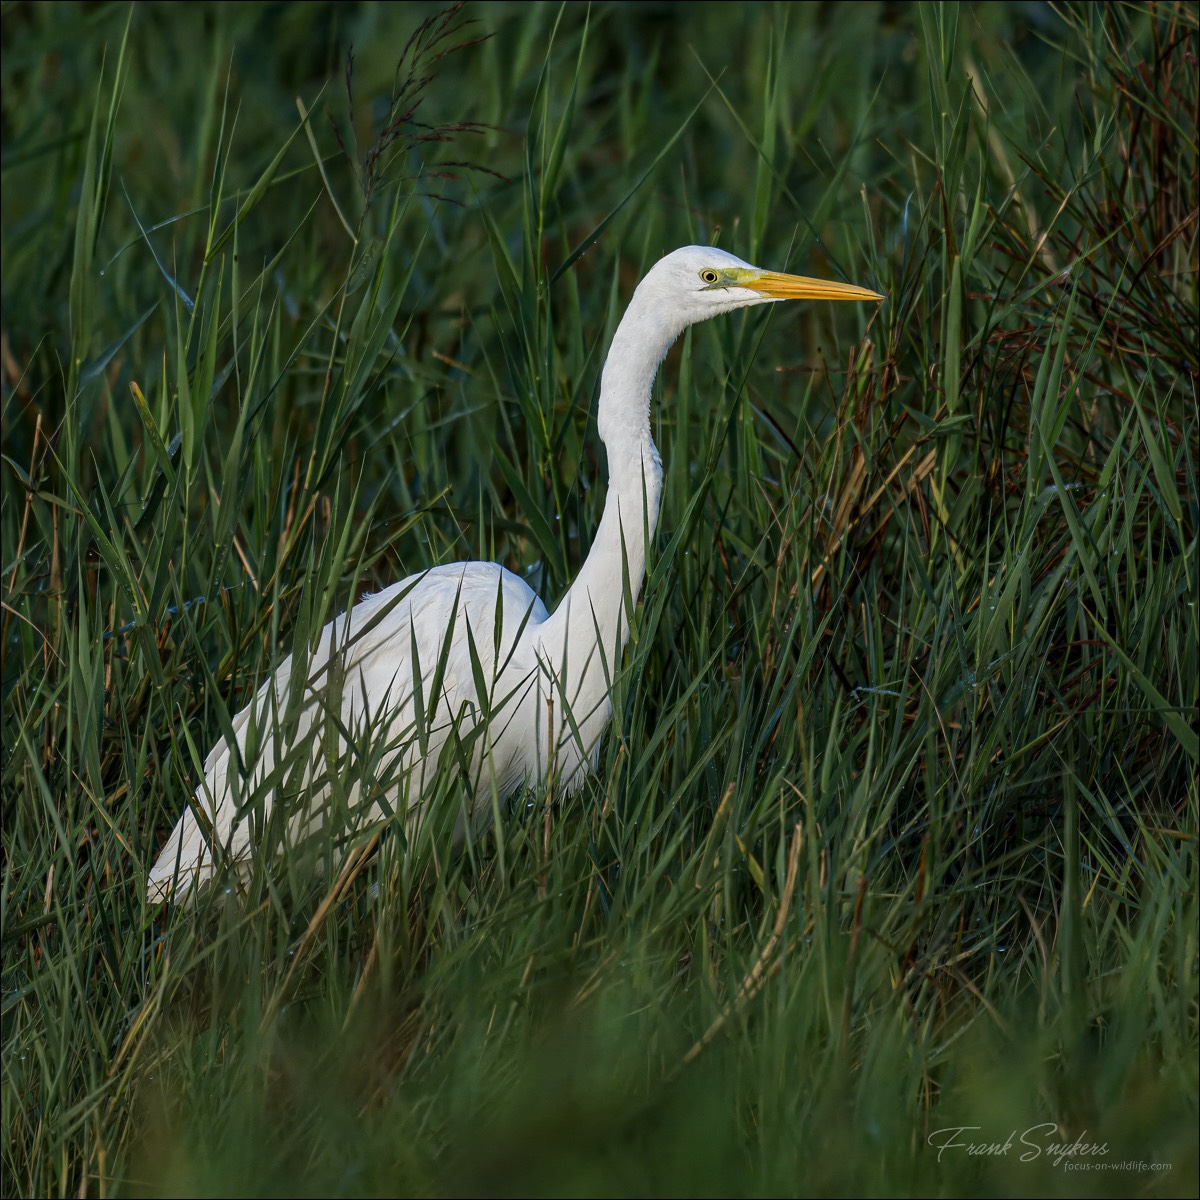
[742, 271, 884, 303]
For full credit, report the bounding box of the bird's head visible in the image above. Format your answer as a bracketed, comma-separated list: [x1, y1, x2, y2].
[636, 245, 883, 332]
[597, 244, 884, 450]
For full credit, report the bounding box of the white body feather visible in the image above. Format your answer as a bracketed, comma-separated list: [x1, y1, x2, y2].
[148, 563, 560, 901]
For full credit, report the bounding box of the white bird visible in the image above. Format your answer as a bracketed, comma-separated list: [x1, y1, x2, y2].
[148, 245, 882, 902]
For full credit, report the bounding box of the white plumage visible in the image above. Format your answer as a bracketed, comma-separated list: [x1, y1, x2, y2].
[148, 246, 881, 901]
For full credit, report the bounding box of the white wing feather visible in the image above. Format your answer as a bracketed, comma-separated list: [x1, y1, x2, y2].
[148, 562, 548, 900]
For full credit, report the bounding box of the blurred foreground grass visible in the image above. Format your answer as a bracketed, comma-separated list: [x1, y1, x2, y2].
[1, 2, 1196, 1195]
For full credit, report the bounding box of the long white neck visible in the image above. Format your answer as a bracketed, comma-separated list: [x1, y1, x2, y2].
[535, 285, 685, 739]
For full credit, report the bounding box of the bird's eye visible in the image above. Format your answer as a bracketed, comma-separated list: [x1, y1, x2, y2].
[700, 269, 719, 284]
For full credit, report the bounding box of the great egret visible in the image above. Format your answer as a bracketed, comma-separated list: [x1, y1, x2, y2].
[148, 245, 882, 902]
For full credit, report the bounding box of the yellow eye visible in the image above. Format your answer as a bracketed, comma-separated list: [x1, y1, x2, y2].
[700, 269, 719, 284]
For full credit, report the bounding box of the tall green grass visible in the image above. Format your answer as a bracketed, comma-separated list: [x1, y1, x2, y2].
[2, 2, 1196, 1195]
